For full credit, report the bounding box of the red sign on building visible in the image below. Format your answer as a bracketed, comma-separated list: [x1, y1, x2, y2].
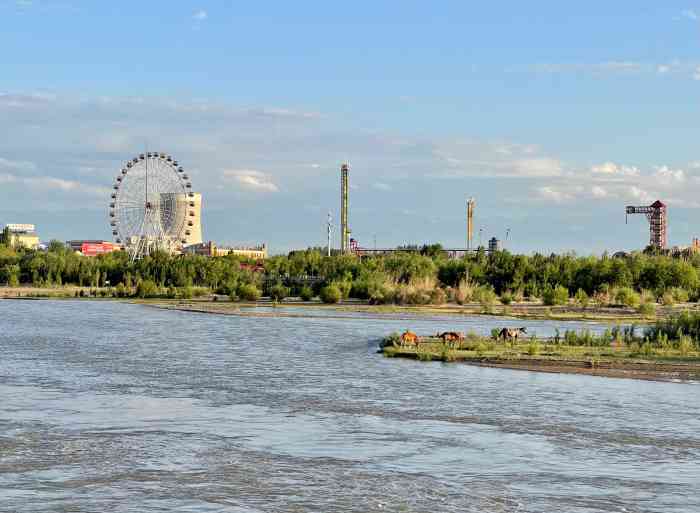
[81, 242, 116, 257]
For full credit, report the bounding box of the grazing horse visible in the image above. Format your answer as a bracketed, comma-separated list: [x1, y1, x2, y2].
[437, 331, 465, 348]
[400, 330, 420, 347]
[498, 327, 527, 341]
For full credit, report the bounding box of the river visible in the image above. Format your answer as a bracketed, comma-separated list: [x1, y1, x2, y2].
[1, 300, 699, 512]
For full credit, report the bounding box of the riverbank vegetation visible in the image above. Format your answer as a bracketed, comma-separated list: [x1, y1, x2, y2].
[3, 242, 700, 315]
[381, 313, 700, 380]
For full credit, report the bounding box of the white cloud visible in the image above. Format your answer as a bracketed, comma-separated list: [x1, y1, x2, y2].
[627, 186, 653, 203]
[432, 141, 561, 178]
[23, 176, 108, 196]
[591, 185, 608, 198]
[591, 162, 640, 177]
[536, 186, 573, 203]
[193, 9, 207, 21]
[514, 157, 562, 177]
[653, 165, 685, 185]
[530, 61, 645, 74]
[693, 66, 700, 81]
[0, 172, 107, 196]
[683, 9, 698, 20]
[222, 169, 279, 192]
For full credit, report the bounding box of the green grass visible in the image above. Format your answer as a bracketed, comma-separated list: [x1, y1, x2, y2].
[382, 335, 700, 365]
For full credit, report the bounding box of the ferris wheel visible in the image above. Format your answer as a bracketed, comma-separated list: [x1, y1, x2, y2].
[109, 152, 195, 260]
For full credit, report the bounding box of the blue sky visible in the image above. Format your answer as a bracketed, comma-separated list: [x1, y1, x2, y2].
[1, 1, 700, 253]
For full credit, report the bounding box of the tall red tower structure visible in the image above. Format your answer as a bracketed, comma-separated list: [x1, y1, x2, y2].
[625, 200, 667, 250]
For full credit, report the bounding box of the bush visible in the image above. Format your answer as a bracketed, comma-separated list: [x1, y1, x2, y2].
[527, 340, 541, 355]
[320, 284, 342, 304]
[474, 285, 497, 312]
[429, 287, 447, 305]
[269, 283, 290, 301]
[661, 292, 676, 306]
[237, 283, 261, 302]
[638, 302, 656, 318]
[179, 286, 193, 299]
[114, 283, 128, 298]
[542, 285, 569, 306]
[574, 288, 589, 308]
[453, 278, 476, 305]
[500, 291, 514, 305]
[136, 279, 159, 298]
[662, 287, 689, 306]
[299, 286, 314, 301]
[614, 287, 640, 308]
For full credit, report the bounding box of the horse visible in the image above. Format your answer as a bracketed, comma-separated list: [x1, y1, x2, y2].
[400, 330, 420, 347]
[437, 331, 465, 348]
[498, 327, 527, 341]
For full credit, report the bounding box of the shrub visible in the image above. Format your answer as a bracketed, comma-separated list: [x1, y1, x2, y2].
[429, 287, 447, 305]
[179, 286, 193, 299]
[638, 302, 656, 318]
[574, 288, 589, 308]
[114, 283, 127, 298]
[269, 283, 290, 301]
[299, 286, 314, 301]
[454, 277, 476, 305]
[527, 340, 541, 356]
[662, 287, 689, 306]
[661, 292, 676, 306]
[320, 284, 342, 304]
[543, 285, 569, 306]
[678, 335, 694, 356]
[614, 287, 640, 308]
[500, 291, 514, 305]
[639, 289, 655, 305]
[217, 280, 238, 296]
[136, 279, 159, 298]
[237, 283, 261, 302]
[474, 285, 497, 312]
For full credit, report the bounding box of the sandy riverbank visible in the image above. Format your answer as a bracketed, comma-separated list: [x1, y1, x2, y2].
[140, 298, 697, 323]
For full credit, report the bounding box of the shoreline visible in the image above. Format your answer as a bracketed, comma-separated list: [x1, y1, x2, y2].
[139, 299, 673, 323]
[2, 286, 696, 323]
[385, 351, 700, 383]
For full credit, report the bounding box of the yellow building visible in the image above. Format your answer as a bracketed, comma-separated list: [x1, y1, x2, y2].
[3, 224, 40, 249]
[183, 241, 267, 259]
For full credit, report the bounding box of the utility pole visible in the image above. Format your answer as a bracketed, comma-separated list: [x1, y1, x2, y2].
[327, 211, 332, 257]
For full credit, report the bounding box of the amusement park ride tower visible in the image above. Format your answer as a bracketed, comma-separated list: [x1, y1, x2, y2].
[625, 200, 667, 250]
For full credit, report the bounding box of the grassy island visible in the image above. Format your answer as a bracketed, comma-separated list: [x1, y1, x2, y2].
[381, 313, 700, 382]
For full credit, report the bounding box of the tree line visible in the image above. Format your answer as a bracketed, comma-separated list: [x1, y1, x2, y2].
[2, 241, 700, 304]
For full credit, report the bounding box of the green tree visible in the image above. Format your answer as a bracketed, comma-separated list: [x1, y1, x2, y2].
[269, 283, 290, 301]
[320, 284, 342, 304]
[237, 283, 261, 302]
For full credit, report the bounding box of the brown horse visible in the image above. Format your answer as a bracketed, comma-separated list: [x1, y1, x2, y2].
[498, 327, 527, 341]
[437, 331, 465, 348]
[400, 330, 420, 347]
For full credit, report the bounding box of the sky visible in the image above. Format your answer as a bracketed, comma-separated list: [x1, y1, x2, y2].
[1, 1, 700, 254]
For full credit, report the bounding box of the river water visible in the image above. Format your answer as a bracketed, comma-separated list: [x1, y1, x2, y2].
[1, 300, 699, 513]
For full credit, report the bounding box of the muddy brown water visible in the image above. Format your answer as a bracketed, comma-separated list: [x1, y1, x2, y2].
[1, 300, 699, 512]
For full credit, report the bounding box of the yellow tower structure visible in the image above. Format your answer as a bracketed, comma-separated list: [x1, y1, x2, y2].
[340, 163, 350, 253]
[466, 198, 475, 250]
